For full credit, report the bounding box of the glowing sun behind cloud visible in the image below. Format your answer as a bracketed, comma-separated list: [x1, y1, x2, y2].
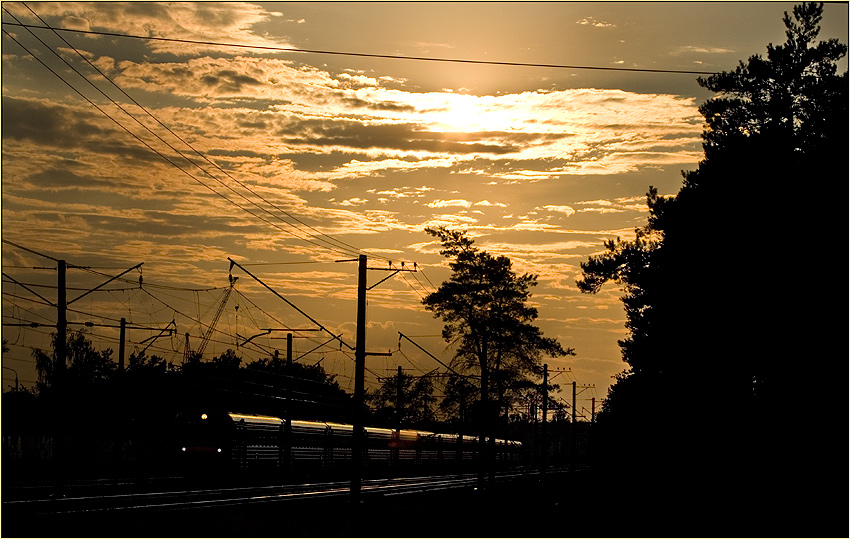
[432, 93, 488, 132]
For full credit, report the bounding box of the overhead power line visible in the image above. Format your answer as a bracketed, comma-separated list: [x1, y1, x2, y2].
[4, 5, 375, 262]
[0, 20, 718, 75]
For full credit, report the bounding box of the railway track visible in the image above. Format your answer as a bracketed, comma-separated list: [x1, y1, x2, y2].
[3, 469, 544, 516]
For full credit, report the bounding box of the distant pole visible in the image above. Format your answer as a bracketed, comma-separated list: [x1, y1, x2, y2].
[572, 381, 577, 423]
[351, 254, 367, 500]
[54, 259, 67, 497]
[572, 381, 577, 471]
[541, 363, 548, 473]
[55, 260, 66, 387]
[397, 365, 403, 430]
[118, 317, 126, 372]
[285, 333, 293, 469]
[591, 397, 596, 424]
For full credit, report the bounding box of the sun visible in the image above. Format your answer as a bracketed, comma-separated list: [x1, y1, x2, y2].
[437, 93, 484, 132]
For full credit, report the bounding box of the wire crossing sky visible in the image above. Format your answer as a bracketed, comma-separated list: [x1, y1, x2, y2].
[2, 1, 847, 405]
[1, 20, 720, 75]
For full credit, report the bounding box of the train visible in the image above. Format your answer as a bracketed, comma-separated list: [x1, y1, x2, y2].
[175, 411, 523, 477]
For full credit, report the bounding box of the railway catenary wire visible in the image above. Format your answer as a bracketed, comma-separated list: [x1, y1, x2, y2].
[3, 277, 386, 391]
[1, 0, 523, 399]
[3, 286, 263, 367]
[1, 280, 148, 294]
[4, 298, 454, 398]
[141, 282, 351, 365]
[398, 273, 426, 301]
[4, 6, 568, 396]
[409, 270, 437, 295]
[138, 287, 296, 360]
[1, 8, 359, 262]
[1, 17, 720, 75]
[2, 319, 362, 412]
[2, 245, 356, 388]
[6, 322, 362, 412]
[0, 27, 362, 264]
[417, 267, 439, 292]
[2, 6, 396, 264]
[17, 2, 372, 263]
[140, 285, 388, 389]
[2, 6, 718, 264]
[1, 295, 56, 325]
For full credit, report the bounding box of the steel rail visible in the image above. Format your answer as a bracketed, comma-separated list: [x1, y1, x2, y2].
[3, 470, 546, 515]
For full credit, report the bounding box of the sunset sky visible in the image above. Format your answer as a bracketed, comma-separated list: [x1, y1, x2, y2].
[2, 2, 847, 415]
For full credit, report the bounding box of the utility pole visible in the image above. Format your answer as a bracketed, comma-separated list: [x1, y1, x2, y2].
[53, 261, 144, 379]
[284, 333, 292, 470]
[118, 317, 126, 372]
[352, 255, 367, 501]
[572, 381, 577, 424]
[54, 259, 66, 498]
[397, 365, 403, 430]
[52, 259, 142, 498]
[344, 256, 413, 501]
[541, 363, 548, 473]
[572, 381, 577, 472]
[56, 260, 66, 387]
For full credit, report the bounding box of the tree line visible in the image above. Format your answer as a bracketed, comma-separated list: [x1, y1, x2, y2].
[576, 3, 846, 535]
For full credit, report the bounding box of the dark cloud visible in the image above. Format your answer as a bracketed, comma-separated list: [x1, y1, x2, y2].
[2, 96, 104, 147]
[200, 70, 264, 94]
[2, 96, 157, 162]
[341, 97, 416, 112]
[207, 149, 266, 158]
[236, 119, 269, 130]
[25, 169, 105, 190]
[271, 118, 572, 155]
[23, 209, 264, 239]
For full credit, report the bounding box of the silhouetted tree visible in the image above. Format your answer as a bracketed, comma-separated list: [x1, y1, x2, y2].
[577, 4, 846, 533]
[245, 352, 347, 394]
[367, 370, 436, 428]
[127, 350, 171, 374]
[438, 374, 478, 430]
[33, 329, 115, 394]
[210, 349, 242, 371]
[423, 226, 572, 475]
[245, 353, 354, 421]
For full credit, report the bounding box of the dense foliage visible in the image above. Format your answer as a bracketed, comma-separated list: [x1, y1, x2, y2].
[577, 3, 846, 531]
[367, 369, 437, 429]
[17, 329, 355, 431]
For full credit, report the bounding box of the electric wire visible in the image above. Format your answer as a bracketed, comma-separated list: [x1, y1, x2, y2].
[0, 20, 719, 75]
[1, 278, 143, 293]
[1, 239, 59, 263]
[8, 4, 396, 263]
[410, 270, 436, 295]
[399, 272, 425, 300]
[1, 31, 309, 256]
[3, 11, 364, 263]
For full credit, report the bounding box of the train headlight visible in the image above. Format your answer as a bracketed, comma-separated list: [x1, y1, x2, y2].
[201, 413, 208, 420]
[217, 448, 222, 453]
[181, 447, 186, 452]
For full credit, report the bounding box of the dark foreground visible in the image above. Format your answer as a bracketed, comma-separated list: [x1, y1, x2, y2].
[4, 467, 847, 538]
[4, 470, 599, 538]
